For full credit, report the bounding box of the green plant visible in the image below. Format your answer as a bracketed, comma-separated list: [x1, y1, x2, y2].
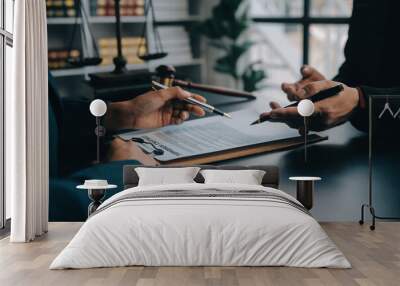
[198, 0, 267, 92]
[242, 62, 267, 92]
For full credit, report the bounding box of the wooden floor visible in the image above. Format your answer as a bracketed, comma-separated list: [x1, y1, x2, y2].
[1, 222, 399, 286]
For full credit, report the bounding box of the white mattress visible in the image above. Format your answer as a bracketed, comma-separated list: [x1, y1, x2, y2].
[50, 183, 350, 269]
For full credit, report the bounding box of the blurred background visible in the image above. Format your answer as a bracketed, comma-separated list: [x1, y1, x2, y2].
[2, 0, 365, 224]
[44, 0, 353, 104]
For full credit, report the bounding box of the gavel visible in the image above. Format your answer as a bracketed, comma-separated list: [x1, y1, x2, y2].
[92, 65, 257, 102]
[155, 65, 256, 100]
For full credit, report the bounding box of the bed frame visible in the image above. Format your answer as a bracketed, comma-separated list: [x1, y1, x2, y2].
[123, 165, 279, 189]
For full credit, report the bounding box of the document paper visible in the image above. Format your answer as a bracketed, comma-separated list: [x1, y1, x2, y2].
[118, 109, 300, 162]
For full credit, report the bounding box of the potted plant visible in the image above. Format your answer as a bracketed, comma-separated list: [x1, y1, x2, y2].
[198, 0, 267, 92]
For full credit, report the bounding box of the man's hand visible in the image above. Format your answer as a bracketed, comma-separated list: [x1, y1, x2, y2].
[261, 80, 360, 132]
[282, 65, 326, 101]
[105, 137, 159, 165]
[105, 87, 206, 130]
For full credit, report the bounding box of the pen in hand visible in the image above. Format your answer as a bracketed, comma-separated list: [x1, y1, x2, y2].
[152, 81, 232, 119]
[250, 84, 344, 125]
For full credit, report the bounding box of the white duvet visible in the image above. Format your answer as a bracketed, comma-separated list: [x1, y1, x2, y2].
[50, 183, 350, 269]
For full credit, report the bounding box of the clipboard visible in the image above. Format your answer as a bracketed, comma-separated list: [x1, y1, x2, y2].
[162, 134, 327, 166]
[117, 109, 328, 165]
[116, 134, 327, 166]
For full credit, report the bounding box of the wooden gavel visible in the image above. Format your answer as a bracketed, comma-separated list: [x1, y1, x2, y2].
[155, 65, 256, 100]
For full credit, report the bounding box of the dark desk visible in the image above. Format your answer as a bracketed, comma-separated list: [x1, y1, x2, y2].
[56, 76, 399, 222]
[204, 91, 399, 222]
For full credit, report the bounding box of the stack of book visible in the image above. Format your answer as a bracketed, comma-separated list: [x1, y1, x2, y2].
[153, 0, 189, 19]
[91, 0, 145, 16]
[48, 49, 80, 70]
[153, 26, 193, 63]
[98, 37, 146, 66]
[46, 0, 76, 17]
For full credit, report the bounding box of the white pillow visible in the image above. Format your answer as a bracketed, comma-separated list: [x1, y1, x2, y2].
[135, 167, 201, 186]
[200, 169, 266, 185]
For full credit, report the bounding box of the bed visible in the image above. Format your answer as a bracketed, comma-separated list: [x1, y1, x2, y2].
[50, 165, 350, 269]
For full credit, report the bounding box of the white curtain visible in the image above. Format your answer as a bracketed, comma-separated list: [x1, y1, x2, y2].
[7, 0, 49, 242]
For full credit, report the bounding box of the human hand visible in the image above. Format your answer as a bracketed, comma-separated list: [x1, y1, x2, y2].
[105, 137, 159, 165]
[260, 80, 360, 132]
[282, 65, 326, 101]
[105, 87, 206, 130]
[131, 87, 207, 129]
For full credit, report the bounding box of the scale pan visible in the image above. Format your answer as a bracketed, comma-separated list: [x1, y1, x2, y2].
[67, 57, 103, 67]
[138, 52, 168, 61]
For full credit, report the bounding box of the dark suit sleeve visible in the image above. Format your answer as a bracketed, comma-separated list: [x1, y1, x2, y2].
[48, 73, 99, 175]
[50, 160, 142, 221]
[58, 97, 98, 175]
[332, 0, 375, 86]
[331, 1, 400, 132]
[332, 62, 353, 86]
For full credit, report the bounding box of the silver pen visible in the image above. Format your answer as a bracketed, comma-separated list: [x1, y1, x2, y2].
[152, 81, 232, 119]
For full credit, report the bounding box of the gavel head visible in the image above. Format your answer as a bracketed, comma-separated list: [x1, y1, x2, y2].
[155, 65, 176, 86]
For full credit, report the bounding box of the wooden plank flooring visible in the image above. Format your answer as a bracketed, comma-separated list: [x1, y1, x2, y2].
[1, 222, 400, 286]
